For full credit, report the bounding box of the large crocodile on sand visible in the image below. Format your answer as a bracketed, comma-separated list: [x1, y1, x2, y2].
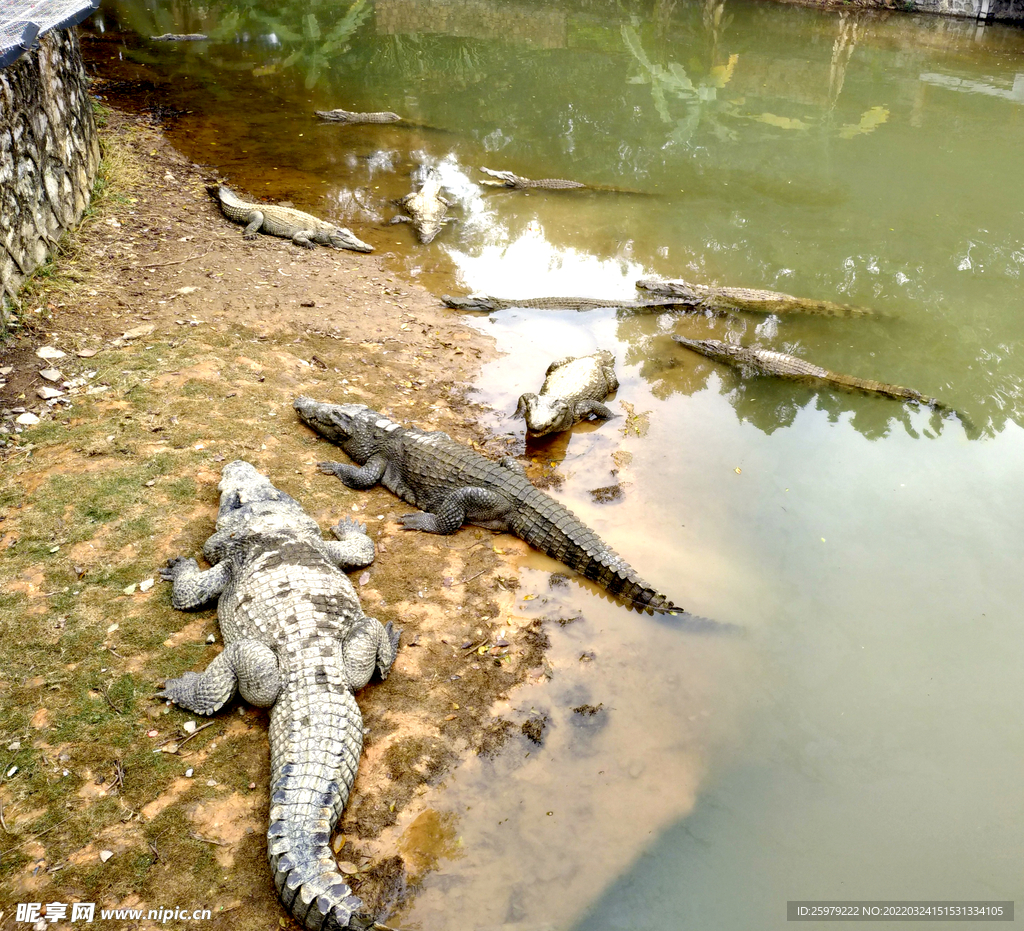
[639, 277, 870, 317]
[442, 294, 702, 313]
[515, 351, 618, 437]
[208, 184, 373, 252]
[294, 398, 685, 616]
[391, 171, 451, 244]
[672, 336, 949, 408]
[159, 461, 399, 931]
[316, 108, 402, 124]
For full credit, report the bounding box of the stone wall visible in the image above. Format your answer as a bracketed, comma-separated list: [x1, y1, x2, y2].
[0, 28, 100, 322]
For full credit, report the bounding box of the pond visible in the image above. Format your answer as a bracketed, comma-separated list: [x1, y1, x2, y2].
[84, 1, 1024, 927]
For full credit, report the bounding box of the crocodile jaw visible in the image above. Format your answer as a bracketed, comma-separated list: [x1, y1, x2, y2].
[293, 397, 369, 443]
[330, 228, 373, 253]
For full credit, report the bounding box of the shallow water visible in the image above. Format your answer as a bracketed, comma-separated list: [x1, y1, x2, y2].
[88, 1, 1024, 927]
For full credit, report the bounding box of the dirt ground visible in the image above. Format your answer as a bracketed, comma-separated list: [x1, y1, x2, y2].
[0, 109, 550, 929]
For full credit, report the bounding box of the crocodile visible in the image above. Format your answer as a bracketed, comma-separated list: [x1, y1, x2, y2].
[515, 351, 618, 436]
[208, 184, 373, 253]
[390, 171, 451, 244]
[150, 33, 209, 40]
[479, 167, 586, 190]
[316, 108, 402, 124]
[672, 336, 949, 408]
[638, 277, 871, 317]
[441, 294, 701, 313]
[294, 398, 683, 616]
[159, 461, 399, 931]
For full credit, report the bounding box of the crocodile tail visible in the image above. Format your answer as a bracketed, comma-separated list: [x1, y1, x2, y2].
[267, 683, 370, 931]
[511, 499, 683, 615]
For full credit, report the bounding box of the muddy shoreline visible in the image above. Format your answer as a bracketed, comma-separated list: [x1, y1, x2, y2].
[0, 107, 549, 928]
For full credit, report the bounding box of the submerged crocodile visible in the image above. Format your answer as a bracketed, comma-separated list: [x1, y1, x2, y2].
[442, 294, 701, 313]
[672, 336, 948, 408]
[479, 167, 586, 190]
[391, 171, 451, 244]
[208, 184, 373, 252]
[150, 33, 209, 40]
[160, 461, 399, 931]
[639, 277, 870, 317]
[316, 108, 402, 124]
[294, 398, 684, 616]
[515, 351, 618, 436]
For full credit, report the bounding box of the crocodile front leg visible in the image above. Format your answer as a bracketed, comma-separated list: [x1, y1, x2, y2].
[324, 517, 375, 569]
[399, 487, 513, 534]
[160, 639, 282, 713]
[573, 399, 616, 421]
[318, 454, 387, 489]
[242, 211, 265, 240]
[290, 230, 316, 250]
[161, 556, 232, 610]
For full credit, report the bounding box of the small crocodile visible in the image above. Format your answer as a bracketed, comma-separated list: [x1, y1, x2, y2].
[515, 351, 618, 437]
[316, 108, 402, 124]
[159, 461, 399, 931]
[639, 277, 870, 317]
[672, 336, 948, 408]
[150, 33, 209, 40]
[391, 171, 451, 244]
[479, 167, 586, 190]
[442, 294, 700, 313]
[208, 184, 373, 252]
[294, 398, 684, 616]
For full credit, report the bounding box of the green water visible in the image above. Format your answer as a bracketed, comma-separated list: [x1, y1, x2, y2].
[87, 1, 1024, 927]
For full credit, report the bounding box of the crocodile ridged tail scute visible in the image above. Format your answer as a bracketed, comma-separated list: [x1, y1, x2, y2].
[268, 682, 366, 930]
[509, 501, 682, 615]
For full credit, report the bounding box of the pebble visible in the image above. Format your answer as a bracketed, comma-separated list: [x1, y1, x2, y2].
[139, 578, 154, 592]
[0, 365, 12, 375]
[7, 740, 20, 751]
[99, 850, 114, 862]
[123, 323, 156, 340]
[77, 348, 98, 358]
[206, 779, 218, 787]
[38, 368, 62, 382]
[185, 768, 194, 778]
[15, 412, 40, 425]
[206, 633, 216, 644]
[36, 346, 65, 360]
[183, 721, 197, 734]
[36, 386, 63, 400]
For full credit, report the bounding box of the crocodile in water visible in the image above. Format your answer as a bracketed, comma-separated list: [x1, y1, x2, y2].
[391, 170, 451, 244]
[159, 461, 399, 931]
[639, 277, 870, 317]
[151, 33, 209, 40]
[515, 351, 618, 437]
[442, 294, 701, 312]
[208, 184, 373, 252]
[294, 398, 685, 616]
[479, 167, 586, 190]
[316, 108, 402, 124]
[672, 336, 949, 408]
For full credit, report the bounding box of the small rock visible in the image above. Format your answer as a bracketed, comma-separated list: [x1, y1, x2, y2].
[7, 740, 21, 751]
[6, 765, 18, 777]
[122, 584, 136, 595]
[15, 412, 40, 425]
[248, 782, 256, 790]
[206, 633, 216, 644]
[38, 368, 62, 382]
[182, 721, 197, 734]
[145, 479, 156, 487]
[0, 365, 12, 375]
[185, 768, 194, 778]
[36, 346, 66, 360]
[147, 729, 159, 738]
[206, 779, 218, 787]
[358, 571, 370, 585]
[139, 578, 154, 592]
[99, 850, 114, 862]
[37, 386, 63, 400]
[123, 323, 156, 340]
[77, 348, 98, 358]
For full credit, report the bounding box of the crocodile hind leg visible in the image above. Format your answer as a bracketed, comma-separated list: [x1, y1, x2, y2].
[398, 487, 513, 534]
[160, 639, 282, 713]
[343, 617, 402, 688]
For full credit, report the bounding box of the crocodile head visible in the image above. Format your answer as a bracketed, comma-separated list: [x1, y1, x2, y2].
[328, 227, 374, 253]
[515, 393, 572, 437]
[442, 294, 494, 311]
[671, 336, 737, 362]
[294, 397, 396, 462]
[209, 460, 319, 548]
